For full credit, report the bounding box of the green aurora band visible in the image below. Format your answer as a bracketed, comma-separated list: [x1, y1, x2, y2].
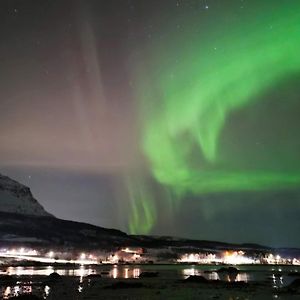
[129, 2, 300, 233]
[126, 177, 156, 235]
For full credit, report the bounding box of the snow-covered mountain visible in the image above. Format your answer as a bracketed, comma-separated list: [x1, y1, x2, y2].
[0, 173, 51, 217]
[0, 173, 132, 247]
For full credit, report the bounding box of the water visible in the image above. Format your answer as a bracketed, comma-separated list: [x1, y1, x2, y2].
[1, 264, 300, 299]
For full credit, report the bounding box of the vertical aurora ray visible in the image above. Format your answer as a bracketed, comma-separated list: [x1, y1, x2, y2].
[129, 2, 300, 233]
[127, 177, 156, 234]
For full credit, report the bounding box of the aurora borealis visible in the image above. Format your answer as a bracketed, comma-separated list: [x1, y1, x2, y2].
[129, 1, 300, 234]
[1, 0, 300, 246]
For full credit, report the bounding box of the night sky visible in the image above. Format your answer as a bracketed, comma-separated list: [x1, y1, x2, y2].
[1, 0, 300, 247]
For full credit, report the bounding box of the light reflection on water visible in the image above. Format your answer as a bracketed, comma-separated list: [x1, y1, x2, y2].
[112, 265, 118, 278]
[111, 266, 140, 279]
[181, 266, 298, 288]
[4, 265, 143, 279]
[133, 268, 140, 278]
[1, 265, 300, 299]
[271, 273, 284, 289]
[2, 282, 33, 299]
[1, 265, 143, 298]
[6, 266, 54, 276]
[3, 264, 300, 282]
[44, 285, 50, 297]
[182, 268, 249, 282]
[207, 271, 219, 281]
[6, 265, 97, 277]
[124, 267, 129, 279]
[3, 287, 11, 298]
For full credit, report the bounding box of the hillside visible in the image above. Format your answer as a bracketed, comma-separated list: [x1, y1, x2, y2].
[0, 173, 51, 217]
[0, 211, 132, 248]
[0, 173, 283, 253]
[0, 211, 274, 252]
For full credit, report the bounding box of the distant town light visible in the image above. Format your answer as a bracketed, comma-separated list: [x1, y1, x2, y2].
[48, 251, 54, 258]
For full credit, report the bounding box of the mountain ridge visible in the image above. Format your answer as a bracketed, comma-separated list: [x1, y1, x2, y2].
[0, 173, 298, 254]
[0, 173, 51, 217]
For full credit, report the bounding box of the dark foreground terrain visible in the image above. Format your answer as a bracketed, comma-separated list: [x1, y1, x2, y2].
[2, 270, 300, 300]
